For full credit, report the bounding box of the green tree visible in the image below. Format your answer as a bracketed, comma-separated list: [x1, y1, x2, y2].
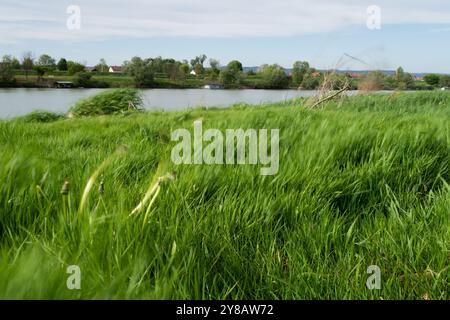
[179, 63, 190, 79]
[384, 75, 397, 89]
[227, 60, 243, 73]
[34, 66, 47, 81]
[22, 52, 34, 80]
[292, 61, 310, 86]
[209, 59, 220, 71]
[57, 58, 68, 71]
[67, 61, 85, 75]
[219, 60, 244, 88]
[0, 56, 15, 85]
[219, 68, 241, 88]
[123, 56, 155, 87]
[358, 71, 385, 91]
[300, 72, 320, 89]
[2, 55, 20, 70]
[208, 58, 221, 79]
[190, 54, 207, 75]
[424, 74, 440, 86]
[37, 54, 56, 70]
[439, 75, 450, 88]
[73, 72, 93, 87]
[95, 58, 108, 73]
[259, 64, 289, 89]
[161, 59, 183, 81]
[395, 67, 414, 90]
[395, 67, 405, 83]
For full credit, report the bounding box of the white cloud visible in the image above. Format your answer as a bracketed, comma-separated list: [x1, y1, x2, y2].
[1, 0, 450, 43]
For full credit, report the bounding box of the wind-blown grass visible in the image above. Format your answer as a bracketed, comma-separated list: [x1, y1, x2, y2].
[68, 88, 143, 117]
[0, 91, 448, 299]
[19, 110, 65, 123]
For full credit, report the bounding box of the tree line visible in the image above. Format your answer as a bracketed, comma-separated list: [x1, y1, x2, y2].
[1, 52, 447, 90]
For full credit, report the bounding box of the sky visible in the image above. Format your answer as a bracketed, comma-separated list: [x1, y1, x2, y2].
[1, 0, 450, 73]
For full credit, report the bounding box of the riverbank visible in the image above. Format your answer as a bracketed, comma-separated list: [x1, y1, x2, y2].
[2, 72, 436, 90]
[0, 91, 449, 299]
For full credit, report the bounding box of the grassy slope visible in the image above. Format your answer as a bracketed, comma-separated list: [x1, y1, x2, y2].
[0, 92, 449, 299]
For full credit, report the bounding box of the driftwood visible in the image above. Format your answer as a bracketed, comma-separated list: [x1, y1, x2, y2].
[128, 101, 137, 110]
[308, 85, 349, 109]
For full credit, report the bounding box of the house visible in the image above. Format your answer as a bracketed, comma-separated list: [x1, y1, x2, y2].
[190, 70, 197, 76]
[347, 72, 364, 79]
[108, 66, 123, 73]
[84, 66, 98, 72]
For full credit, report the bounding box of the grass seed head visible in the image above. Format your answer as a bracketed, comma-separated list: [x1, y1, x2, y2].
[60, 181, 70, 195]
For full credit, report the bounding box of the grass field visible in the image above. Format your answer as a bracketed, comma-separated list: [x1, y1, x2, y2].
[0, 91, 449, 299]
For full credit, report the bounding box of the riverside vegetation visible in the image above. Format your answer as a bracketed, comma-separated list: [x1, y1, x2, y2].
[0, 90, 449, 299]
[2, 53, 446, 90]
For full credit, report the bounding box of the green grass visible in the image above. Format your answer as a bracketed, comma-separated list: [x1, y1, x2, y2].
[18, 110, 65, 123]
[0, 91, 449, 299]
[68, 89, 143, 117]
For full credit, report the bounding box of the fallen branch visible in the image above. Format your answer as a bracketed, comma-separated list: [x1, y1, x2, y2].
[308, 85, 349, 109]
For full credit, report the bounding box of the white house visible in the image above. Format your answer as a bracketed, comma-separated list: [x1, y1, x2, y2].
[190, 70, 196, 76]
[108, 66, 123, 73]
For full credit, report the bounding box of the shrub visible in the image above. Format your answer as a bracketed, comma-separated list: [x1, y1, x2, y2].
[20, 111, 64, 123]
[68, 89, 144, 117]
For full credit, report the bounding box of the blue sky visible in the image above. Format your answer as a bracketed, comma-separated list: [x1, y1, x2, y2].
[1, 0, 450, 73]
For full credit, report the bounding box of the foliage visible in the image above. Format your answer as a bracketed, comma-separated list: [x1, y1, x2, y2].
[358, 71, 385, 91]
[21, 52, 34, 79]
[36, 54, 56, 70]
[123, 57, 156, 87]
[259, 64, 289, 89]
[95, 58, 109, 73]
[72, 72, 108, 88]
[292, 61, 310, 86]
[33, 65, 47, 81]
[227, 60, 243, 73]
[19, 110, 65, 123]
[0, 92, 449, 299]
[0, 56, 16, 85]
[439, 75, 450, 88]
[424, 74, 441, 86]
[68, 89, 143, 116]
[395, 67, 414, 90]
[67, 61, 86, 76]
[2, 55, 21, 69]
[190, 54, 207, 75]
[57, 58, 68, 71]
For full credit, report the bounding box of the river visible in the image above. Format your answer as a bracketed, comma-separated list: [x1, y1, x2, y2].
[0, 88, 356, 118]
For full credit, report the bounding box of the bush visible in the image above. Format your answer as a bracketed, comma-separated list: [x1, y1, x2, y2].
[259, 64, 289, 89]
[0, 62, 16, 86]
[72, 72, 109, 88]
[67, 61, 85, 76]
[20, 111, 64, 123]
[68, 89, 144, 117]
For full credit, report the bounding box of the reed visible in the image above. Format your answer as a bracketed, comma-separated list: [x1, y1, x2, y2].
[0, 91, 449, 299]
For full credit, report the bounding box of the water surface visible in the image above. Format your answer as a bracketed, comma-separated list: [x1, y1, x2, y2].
[0, 88, 332, 118]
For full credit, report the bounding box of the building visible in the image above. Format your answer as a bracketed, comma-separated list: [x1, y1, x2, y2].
[108, 66, 123, 73]
[84, 66, 98, 72]
[190, 70, 197, 76]
[203, 83, 224, 89]
[54, 81, 74, 88]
